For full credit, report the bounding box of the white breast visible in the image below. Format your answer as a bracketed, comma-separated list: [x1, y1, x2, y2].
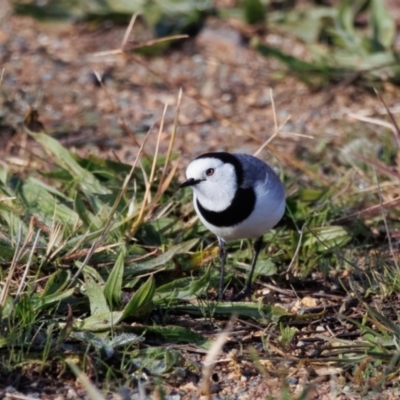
[194, 178, 285, 242]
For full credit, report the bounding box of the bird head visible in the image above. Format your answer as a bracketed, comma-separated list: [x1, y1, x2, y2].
[180, 154, 238, 212]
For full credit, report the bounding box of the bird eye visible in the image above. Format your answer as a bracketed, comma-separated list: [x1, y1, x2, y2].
[206, 168, 215, 177]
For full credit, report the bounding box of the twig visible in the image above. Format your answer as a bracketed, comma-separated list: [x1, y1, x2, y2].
[129, 104, 167, 236]
[283, 224, 304, 276]
[15, 229, 41, 300]
[120, 13, 138, 50]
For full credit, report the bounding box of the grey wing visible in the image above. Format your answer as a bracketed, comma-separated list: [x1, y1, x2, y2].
[234, 153, 280, 188]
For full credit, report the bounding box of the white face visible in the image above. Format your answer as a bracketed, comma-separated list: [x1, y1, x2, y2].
[185, 157, 237, 212]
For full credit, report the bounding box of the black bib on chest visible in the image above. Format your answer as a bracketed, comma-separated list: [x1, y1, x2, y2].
[197, 186, 256, 227]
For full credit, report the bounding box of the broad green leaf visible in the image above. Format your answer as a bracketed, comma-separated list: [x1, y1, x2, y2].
[89, 0, 145, 14]
[0, 296, 14, 320]
[0, 167, 7, 184]
[29, 133, 110, 194]
[74, 195, 102, 230]
[33, 288, 75, 311]
[81, 264, 104, 284]
[154, 268, 211, 303]
[0, 210, 27, 245]
[188, 265, 212, 295]
[295, 188, 326, 202]
[104, 250, 125, 309]
[108, 332, 144, 348]
[125, 325, 212, 349]
[173, 302, 288, 322]
[83, 271, 109, 316]
[124, 238, 198, 276]
[74, 311, 124, 332]
[270, 7, 337, 44]
[26, 177, 71, 200]
[122, 275, 155, 319]
[241, 0, 266, 25]
[370, 0, 396, 50]
[19, 177, 79, 228]
[70, 331, 113, 356]
[130, 347, 185, 375]
[155, 276, 195, 300]
[42, 270, 71, 297]
[303, 226, 350, 252]
[337, 2, 355, 37]
[0, 242, 17, 262]
[251, 259, 276, 277]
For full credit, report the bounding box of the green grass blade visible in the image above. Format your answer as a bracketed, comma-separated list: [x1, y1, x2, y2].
[83, 270, 110, 316]
[29, 132, 110, 194]
[122, 275, 155, 319]
[103, 249, 124, 309]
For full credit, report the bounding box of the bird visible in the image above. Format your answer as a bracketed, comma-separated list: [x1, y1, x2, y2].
[180, 152, 285, 300]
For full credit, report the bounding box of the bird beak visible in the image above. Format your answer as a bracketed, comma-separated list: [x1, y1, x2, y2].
[179, 178, 202, 188]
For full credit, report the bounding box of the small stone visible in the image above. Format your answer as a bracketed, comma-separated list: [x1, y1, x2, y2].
[67, 388, 78, 399]
[301, 296, 317, 307]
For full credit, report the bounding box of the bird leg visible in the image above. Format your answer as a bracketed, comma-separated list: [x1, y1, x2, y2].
[218, 238, 227, 301]
[234, 235, 263, 301]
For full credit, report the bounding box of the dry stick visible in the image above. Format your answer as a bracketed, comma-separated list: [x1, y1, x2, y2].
[0, 224, 23, 307]
[147, 106, 166, 188]
[198, 316, 236, 399]
[15, 229, 41, 300]
[67, 362, 105, 400]
[47, 223, 63, 259]
[271, 87, 278, 132]
[5, 393, 41, 400]
[347, 112, 396, 134]
[69, 130, 152, 286]
[93, 35, 188, 57]
[130, 104, 168, 236]
[374, 167, 400, 273]
[124, 34, 189, 51]
[138, 160, 151, 203]
[0, 67, 4, 87]
[284, 224, 305, 276]
[157, 88, 182, 198]
[254, 116, 291, 158]
[253, 88, 285, 157]
[120, 13, 138, 50]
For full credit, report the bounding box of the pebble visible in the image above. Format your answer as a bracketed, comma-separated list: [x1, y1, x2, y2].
[287, 377, 299, 385]
[67, 388, 78, 399]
